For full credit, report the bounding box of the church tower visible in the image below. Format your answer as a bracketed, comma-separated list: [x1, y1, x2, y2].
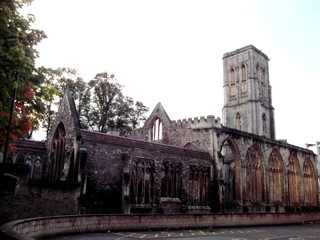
[222, 45, 275, 139]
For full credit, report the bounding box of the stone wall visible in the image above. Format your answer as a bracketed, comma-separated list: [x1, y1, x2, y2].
[79, 130, 213, 214]
[0, 139, 80, 226]
[2, 212, 320, 239]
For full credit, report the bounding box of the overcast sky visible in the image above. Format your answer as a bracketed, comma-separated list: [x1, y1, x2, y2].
[22, 0, 320, 150]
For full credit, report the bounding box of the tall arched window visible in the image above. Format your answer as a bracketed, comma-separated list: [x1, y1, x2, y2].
[261, 69, 266, 98]
[288, 152, 301, 205]
[303, 157, 317, 205]
[161, 161, 182, 199]
[130, 159, 154, 205]
[220, 138, 242, 202]
[262, 114, 267, 135]
[268, 149, 284, 204]
[256, 64, 260, 81]
[246, 143, 264, 203]
[188, 165, 210, 206]
[236, 112, 241, 130]
[230, 68, 236, 96]
[151, 118, 162, 141]
[49, 122, 66, 181]
[241, 64, 247, 93]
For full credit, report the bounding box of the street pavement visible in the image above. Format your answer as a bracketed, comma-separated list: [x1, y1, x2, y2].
[42, 221, 320, 240]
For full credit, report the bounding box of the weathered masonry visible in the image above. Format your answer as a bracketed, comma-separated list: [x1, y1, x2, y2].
[0, 45, 318, 225]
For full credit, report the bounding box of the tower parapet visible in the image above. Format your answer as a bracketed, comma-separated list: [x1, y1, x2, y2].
[171, 115, 221, 130]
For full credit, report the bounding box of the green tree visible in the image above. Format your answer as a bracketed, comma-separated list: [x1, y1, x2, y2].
[0, 0, 46, 153]
[38, 67, 83, 138]
[84, 72, 149, 135]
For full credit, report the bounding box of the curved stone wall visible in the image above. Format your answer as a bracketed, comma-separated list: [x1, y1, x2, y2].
[1, 213, 320, 240]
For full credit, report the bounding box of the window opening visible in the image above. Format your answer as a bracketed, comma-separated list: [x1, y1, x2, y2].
[151, 118, 162, 141]
[241, 64, 247, 93]
[230, 68, 236, 96]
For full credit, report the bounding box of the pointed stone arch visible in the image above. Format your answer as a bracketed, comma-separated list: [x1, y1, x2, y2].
[303, 157, 317, 206]
[287, 152, 301, 205]
[268, 148, 284, 204]
[49, 121, 66, 181]
[230, 67, 236, 96]
[245, 143, 265, 203]
[220, 137, 241, 202]
[241, 63, 247, 93]
[129, 157, 154, 206]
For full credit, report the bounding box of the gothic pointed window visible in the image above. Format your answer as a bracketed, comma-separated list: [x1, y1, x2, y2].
[188, 165, 210, 206]
[256, 64, 260, 81]
[130, 158, 154, 205]
[49, 122, 66, 181]
[230, 68, 236, 96]
[32, 156, 42, 180]
[261, 69, 266, 99]
[268, 149, 284, 204]
[262, 113, 267, 135]
[161, 161, 182, 199]
[236, 112, 241, 130]
[241, 64, 247, 93]
[221, 138, 241, 202]
[288, 152, 301, 205]
[246, 143, 264, 203]
[303, 157, 317, 206]
[151, 118, 162, 141]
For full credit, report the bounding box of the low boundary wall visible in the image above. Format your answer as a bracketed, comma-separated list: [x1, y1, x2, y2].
[1, 212, 320, 240]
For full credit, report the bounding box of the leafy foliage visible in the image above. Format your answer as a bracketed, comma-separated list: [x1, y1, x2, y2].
[42, 70, 149, 136]
[0, 0, 47, 154]
[0, 0, 149, 156]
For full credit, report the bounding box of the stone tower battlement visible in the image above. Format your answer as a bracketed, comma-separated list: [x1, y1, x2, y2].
[171, 115, 221, 129]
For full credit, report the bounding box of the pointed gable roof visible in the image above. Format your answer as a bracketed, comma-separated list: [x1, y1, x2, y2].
[142, 102, 171, 130]
[48, 89, 82, 142]
[65, 90, 82, 139]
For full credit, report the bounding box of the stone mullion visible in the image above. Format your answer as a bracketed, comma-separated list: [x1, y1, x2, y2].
[189, 169, 194, 205]
[246, 165, 251, 202]
[50, 141, 57, 180]
[277, 168, 282, 202]
[294, 170, 299, 203]
[269, 168, 274, 202]
[60, 138, 66, 180]
[195, 170, 199, 205]
[134, 164, 139, 204]
[142, 162, 146, 204]
[199, 169, 204, 205]
[55, 140, 61, 180]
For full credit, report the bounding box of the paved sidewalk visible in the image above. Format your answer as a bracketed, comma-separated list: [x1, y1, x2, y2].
[42, 222, 320, 240]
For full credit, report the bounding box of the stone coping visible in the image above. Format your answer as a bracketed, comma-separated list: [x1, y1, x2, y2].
[1, 212, 320, 240]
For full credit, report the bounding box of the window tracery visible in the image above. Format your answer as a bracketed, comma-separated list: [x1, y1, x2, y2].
[129, 158, 153, 205]
[49, 122, 66, 181]
[150, 118, 162, 141]
[288, 152, 301, 204]
[268, 149, 284, 203]
[303, 157, 317, 205]
[230, 68, 236, 96]
[32, 156, 42, 180]
[188, 165, 210, 206]
[241, 64, 247, 93]
[246, 144, 264, 203]
[161, 161, 182, 199]
[262, 114, 267, 135]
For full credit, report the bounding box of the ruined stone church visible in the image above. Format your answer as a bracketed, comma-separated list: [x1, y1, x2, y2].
[0, 45, 318, 222]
